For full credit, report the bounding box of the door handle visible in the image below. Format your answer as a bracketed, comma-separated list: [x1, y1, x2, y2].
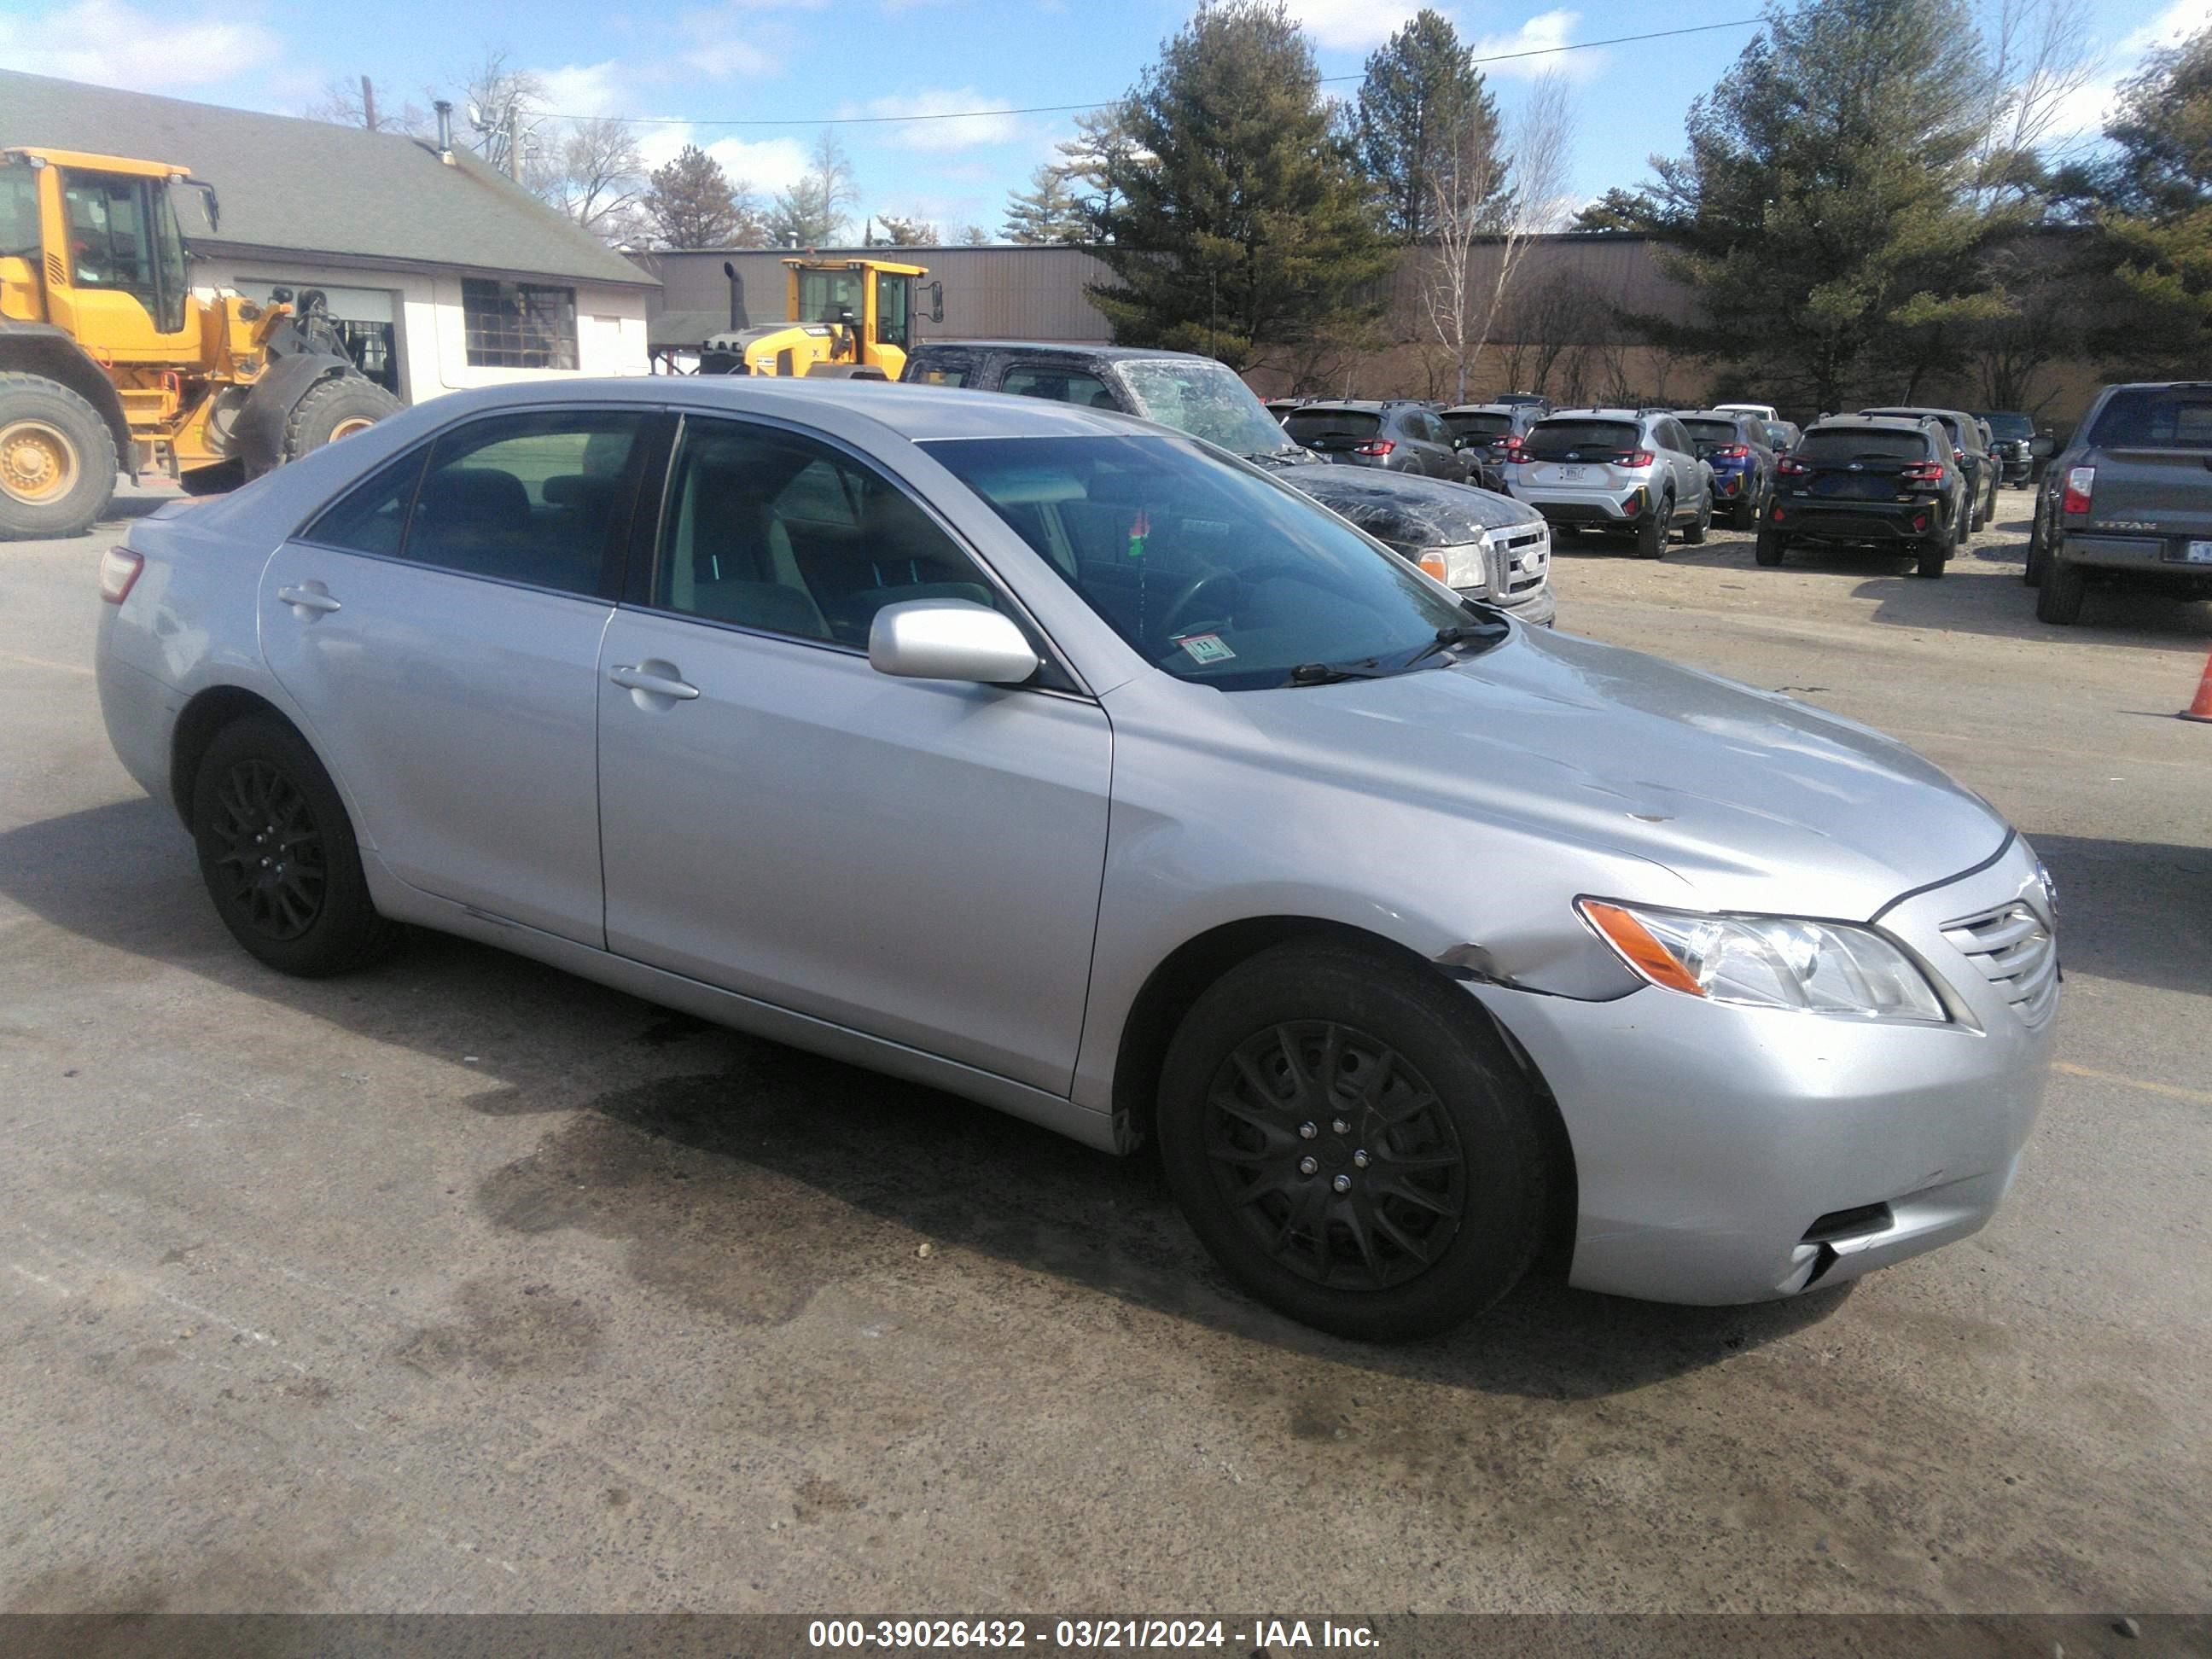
[276, 585, 341, 615]
[608, 664, 700, 701]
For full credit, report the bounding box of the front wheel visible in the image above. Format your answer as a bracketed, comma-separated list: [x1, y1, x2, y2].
[0, 372, 119, 540]
[190, 714, 397, 976]
[1156, 944, 1555, 1342]
[282, 375, 403, 464]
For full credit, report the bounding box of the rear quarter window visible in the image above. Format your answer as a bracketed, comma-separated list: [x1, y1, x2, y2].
[2087, 387, 2212, 450]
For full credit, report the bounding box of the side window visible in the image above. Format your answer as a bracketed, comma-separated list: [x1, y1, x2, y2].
[61, 172, 154, 309]
[1003, 364, 1118, 410]
[655, 416, 1010, 647]
[874, 272, 909, 350]
[306, 445, 431, 556]
[399, 410, 643, 594]
[908, 353, 973, 387]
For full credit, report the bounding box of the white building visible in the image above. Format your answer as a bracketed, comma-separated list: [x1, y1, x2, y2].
[1, 69, 655, 404]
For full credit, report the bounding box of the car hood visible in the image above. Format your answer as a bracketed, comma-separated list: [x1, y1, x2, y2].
[1278, 469, 1537, 543]
[1217, 623, 2007, 919]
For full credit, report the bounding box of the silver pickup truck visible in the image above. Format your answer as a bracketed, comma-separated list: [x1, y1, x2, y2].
[2028, 381, 2212, 626]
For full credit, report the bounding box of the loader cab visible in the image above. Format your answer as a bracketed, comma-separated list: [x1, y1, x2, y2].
[783, 257, 925, 378]
[2, 148, 201, 358]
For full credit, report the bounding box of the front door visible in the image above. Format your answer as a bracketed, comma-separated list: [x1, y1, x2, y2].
[596, 413, 1113, 1092]
[259, 407, 651, 944]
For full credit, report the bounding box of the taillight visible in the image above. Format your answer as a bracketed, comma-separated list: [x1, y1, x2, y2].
[1953, 447, 1966, 463]
[1351, 439, 1395, 457]
[1622, 450, 1655, 468]
[1498, 435, 1525, 452]
[2060, 465, 2094, 515]
[98, 546, 144, 604]
[1777, 456, 1810, 476]
[1901, 462, 1946, 487]
[1714, 444, 1749, 459]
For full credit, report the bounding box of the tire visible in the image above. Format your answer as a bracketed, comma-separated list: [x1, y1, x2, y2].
[1953, 489, 1974, 545]
[190, 713, 397, 977]
[1969, 474, 1987, 533]
[1155, 942, 1555, 1342]
[179, 457, 245, 497]
[0, 372, 119, 540]
[282, 375, 402, 464]
[1754, 526, 1788, 567]
[1681, 489, 1710, 544]
[2035, 552, 2087, 625]
[1916, 538, 1947, 579]
[2023, 504, 2046, 586]
[1636, 495, 1669, 560]
[1732, 483, 1761, 533]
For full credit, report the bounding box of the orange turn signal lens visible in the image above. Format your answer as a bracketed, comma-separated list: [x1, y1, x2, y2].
[1417, 550, 1450, 583]
[1578, 899, 1708, 997]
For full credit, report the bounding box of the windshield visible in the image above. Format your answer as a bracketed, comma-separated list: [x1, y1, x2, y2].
[1527, 419, 1640, 458]
[1284, 409, 1380, 443]
[1797, 428, 1932, 463]
[1976, 411, 2034, 439]
[1118, 358, 1291, 457]
[2087, 386, 2212, 450]
[796, 268, 863, 323]
[1442, 411, 1512, 439]
[923, 434, 1476, 691]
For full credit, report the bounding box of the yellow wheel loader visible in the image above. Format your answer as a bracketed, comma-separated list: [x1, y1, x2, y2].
[0, 146, 402, 540]
[699, 256, 934, 381]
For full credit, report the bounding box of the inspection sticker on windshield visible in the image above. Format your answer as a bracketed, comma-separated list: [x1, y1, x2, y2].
[1175, 632, 1237, 664]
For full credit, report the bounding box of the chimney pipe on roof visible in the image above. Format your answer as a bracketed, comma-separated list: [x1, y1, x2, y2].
[434, 101, 455, 165]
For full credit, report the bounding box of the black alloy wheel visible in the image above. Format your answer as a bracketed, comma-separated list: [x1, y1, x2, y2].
[1202, 1021, 1467, 1292]
[205, 756, 328, 941]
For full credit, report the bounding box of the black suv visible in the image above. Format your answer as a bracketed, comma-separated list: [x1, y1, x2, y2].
[1440, 404, 1544, 491]
[1281, 401, 1471, 482]
[1760, 416, 1968, 578]
[1860, 405, 1997, 534]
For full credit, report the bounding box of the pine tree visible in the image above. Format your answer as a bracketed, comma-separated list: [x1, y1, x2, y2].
[873, 214, 942, 247]
[1001, 166, 1088, 243]
[1055, 103, 1145, 236]
[1609, 0, 2014, 411]
[641, 145, 760, 249]
[1354, 10, 1505, 243]
[1088, 0, 1391, 368]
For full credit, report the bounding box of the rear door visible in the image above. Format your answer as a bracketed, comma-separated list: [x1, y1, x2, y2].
[2081, 385, 2212, 550]
[259, 407, 652, 945]
[1790, 427, 1936, 504]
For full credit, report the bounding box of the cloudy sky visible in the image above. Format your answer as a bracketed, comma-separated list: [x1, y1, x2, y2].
[2, 0, 2203, 239]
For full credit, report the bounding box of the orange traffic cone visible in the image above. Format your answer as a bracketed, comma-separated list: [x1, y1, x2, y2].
[2183, 648, 2212, 724]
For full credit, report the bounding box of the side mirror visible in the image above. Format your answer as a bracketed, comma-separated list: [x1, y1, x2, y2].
[869, 599, 1039, 685]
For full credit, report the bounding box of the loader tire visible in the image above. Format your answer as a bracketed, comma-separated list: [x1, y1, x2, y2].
[282, 376, 401, 464]
[0, 373, 118, 541]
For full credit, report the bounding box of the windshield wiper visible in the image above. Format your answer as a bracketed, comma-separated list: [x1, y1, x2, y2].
[1284, 624, 1499, 687]
[1284, 658, 1395, 685]
[1243, 446, 1313, 468]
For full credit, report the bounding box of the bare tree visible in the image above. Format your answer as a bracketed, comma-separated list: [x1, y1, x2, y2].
[456, 50, 550, 180]
[1422, 70, 1576, 404]
[766, 131, 861, 247]
[1973, 0, 2099, 208]
[303, 74, 429, 136]
[531, 117, 648, 246]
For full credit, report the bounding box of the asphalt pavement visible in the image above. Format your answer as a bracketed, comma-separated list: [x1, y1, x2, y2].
[1, 484, 2206, 1616]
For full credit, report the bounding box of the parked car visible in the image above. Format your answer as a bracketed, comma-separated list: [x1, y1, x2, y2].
[1761, 419, 1803, 455]
[1262, 397, 1309, 422]
[1282, 400, 1471, 482]
[1676, 409, 1778, 532]
[1441, 402, 1544, 491]
[1760, 416, 1967, 579]
[1714, 401, 1781, 422]
[1280, 464, 1556, 626]
[1972, 410, 2044, 487]
[900, 341, 1552, 620]
[1505, 407, 1713, 558]
[1860, 405, 1997, 534]
[96, 375, 2056, 1340]
[2026, 381, 2212, 626]
[1490, 392, 1553, 416]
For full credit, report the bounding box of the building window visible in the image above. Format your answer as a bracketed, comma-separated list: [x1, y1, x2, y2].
[462, 278, 578, 370]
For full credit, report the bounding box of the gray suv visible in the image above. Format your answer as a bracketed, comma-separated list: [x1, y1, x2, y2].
[1505, 408, 1713, 558]
[2027, 381, 2212, 626]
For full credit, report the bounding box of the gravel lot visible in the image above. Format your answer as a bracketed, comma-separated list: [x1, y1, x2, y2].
[2, 485, 2207, 1616]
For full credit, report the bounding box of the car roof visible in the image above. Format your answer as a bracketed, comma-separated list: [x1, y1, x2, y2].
[1537, 408, 1649, 422]
[906, 340, 1206, 364]
[1677, 410, 1755, 422]
[1809, 416, 1933, 433]
[1287, 400, 1394, 413]
[1860, 405, 1966, 421]
[1441, 404, 1519, 415]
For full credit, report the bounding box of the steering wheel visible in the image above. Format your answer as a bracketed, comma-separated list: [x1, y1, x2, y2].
[1156, 560, 1311, 641]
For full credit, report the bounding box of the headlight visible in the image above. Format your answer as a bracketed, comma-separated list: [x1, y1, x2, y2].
[1413, 540, 1487, 591]
[1577, 899, 1947, 1022]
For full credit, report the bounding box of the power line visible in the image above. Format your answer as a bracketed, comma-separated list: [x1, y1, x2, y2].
[542, 18, 1766, 128]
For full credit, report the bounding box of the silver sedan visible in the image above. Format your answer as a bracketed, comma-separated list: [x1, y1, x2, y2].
[95, 377, 2057, 1341]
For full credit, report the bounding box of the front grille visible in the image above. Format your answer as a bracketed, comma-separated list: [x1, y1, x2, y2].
[1486, 527, 1551, 595]
[1941, 901, 2058, 1028]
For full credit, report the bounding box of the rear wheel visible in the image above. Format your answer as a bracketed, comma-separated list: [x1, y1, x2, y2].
[0, 373, 118, 541]
[1754, 525, 1788, 567]
[282, 375, 402, 465]
[1155, 943, 1555, 1342]
[1636, 495, 1669, 560]
[1732, 482, 1761, 532]
[190, 714, 397, 976]
[1681, 488, 1711, 545]
[2035, 552, 2087, 625]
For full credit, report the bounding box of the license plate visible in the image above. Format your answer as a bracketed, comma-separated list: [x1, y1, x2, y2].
[1555, 466, 1586, 481]
[2186, 541, 2212, 564]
